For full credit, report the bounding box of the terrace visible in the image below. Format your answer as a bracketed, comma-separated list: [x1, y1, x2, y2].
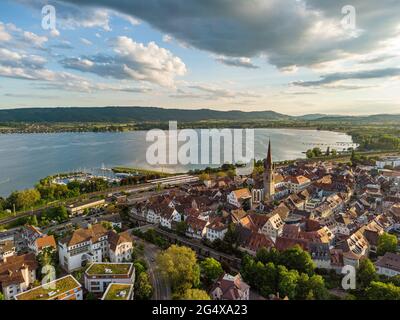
[85, 262, 133, 276]
[15, 275, 81, 300]
[102, 283, 134, 300]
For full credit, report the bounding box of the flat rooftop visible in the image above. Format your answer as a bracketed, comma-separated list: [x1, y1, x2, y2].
[15, 275, 81, 300]
[85, 262, 133, 276]
[102, 283, 133, 300]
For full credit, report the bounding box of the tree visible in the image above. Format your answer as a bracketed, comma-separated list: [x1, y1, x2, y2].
[135, 272, 153, 300]
[200, 258, 224, 283]
[256, 247, 279, 265]
[277, 265, 298, 300]
[377, 233, 398, 256]
[29, 215, 38, 226]
[157, 245, 200, 293]
[179, 289, 210, 300]
[278, 245, 315, 275]
[7, 189, 41, 211]
[357, 259, 378, 289]
[366, 281, 400, 300]
[176, 221, 188, 236]
[199, 173, 210, 181]
[0, 292, 4, 300]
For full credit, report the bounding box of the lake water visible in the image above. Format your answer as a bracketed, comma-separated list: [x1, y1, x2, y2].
[0, 129, 354, 197]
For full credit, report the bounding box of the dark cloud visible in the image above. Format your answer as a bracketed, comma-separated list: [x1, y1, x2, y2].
[293, 68, 400, 87]
[215, 56, 259, 69]
[57, 0, 400, 69]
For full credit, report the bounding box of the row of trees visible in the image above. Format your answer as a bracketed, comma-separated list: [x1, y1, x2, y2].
[241, 246, 328, 300]
[306, 147, 338, 159]
[0, 177, 110, 216]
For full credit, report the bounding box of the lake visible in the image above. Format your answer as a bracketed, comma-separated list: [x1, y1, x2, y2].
[0, 129, 355, 196]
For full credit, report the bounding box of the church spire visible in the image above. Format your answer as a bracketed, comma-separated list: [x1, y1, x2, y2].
[264, 139, 273, 170]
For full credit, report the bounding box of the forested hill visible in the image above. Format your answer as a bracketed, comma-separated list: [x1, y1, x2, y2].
[0, 107, 290, 123]
[0, 107, 399, 124]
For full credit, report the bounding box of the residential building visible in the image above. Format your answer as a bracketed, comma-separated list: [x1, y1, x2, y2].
[101, 283, 134, 300]
[84, 262, 135, 293]
[0, 253, 38, 300]
[210, 273, 250, 300]
[375, 252, 400, 277]
[14, 275, 82, 300]
[67, 199, 106, 216]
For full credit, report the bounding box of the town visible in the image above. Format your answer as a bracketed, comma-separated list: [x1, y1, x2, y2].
[1, 143, 400, 301]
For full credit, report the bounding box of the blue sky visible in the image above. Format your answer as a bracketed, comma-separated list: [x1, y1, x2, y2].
[0, 0, 399, 115]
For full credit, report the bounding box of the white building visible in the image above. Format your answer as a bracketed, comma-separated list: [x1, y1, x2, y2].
[206, 219, 228, 242]
[58, 224, 132, 272]
[376, 157, 400, 169]
[375, 252, 400, 277]
[284, 175, 311, 193]
[260, 213, 284, 239]
[0, 253, 38, 300]
[227, 189, 252, 208]
[84, 262, 135, 293]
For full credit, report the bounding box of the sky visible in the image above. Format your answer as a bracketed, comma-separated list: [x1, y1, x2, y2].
[0, 0, 399, 115]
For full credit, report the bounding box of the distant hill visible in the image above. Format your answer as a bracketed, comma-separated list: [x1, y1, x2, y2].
[0, 107, 399, 124]
[0, 107, 291, 123]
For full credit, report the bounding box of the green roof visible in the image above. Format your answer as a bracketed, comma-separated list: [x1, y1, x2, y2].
[15, 275, 81, 300]
[102, 283, 133, 300]
[85, 263, 132, 276]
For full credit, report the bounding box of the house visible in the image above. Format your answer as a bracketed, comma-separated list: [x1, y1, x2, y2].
[260, 213, 284, 239]
[227, 188, 252, 209]
[309, 242, 331, 269]
[237, 225, 274, 256]
[210, 273, 250, 300]
[160, 207, 182, 229]
[101, 283, 134, 300]
[84, 262, 135, 293]
[58, 224, 109, 272]
[108, 231, 133, 263]
[341, 231, 369, 267]
[32, 235, 57, 255]
[206, 219, 228, 242]
[14, 275, 82, 300]
[0, 240, 16, 261]
[375, 252, 400, 277]
[284, 175, 311, 193]
[0, 253, 38, 300]
[185, 216, 209, 239]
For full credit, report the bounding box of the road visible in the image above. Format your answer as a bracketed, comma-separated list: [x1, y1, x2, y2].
[132, 235, 172, 300]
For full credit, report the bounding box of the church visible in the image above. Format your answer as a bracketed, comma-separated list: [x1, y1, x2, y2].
[251, 140, 276, 206]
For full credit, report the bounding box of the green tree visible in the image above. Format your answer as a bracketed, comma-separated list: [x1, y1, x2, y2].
[199, 173, 210, 181]
[157, 245, 200, 293]
[200, 258, 224, 283]
[277, 265, 298, 300]
[366, 281, 400, 300]
[256, 247, 279, 265]
[176, 221, 188, 236]
[135, 272, 153, 300]
[278, 245, 315, 275]
[179, 288, 210, 300]
[377, 233, 398, 256]
[7, 189, 41, 211]
[0, 292, 4, 300]
[357, 259, 378, 289]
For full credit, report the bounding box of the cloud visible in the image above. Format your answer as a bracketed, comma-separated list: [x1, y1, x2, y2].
[56, 0, 400, 69]
[60, 36, 187, 87]
[215, 56, 259, 69]
[80, 38, 93, 46]
[293, 68, 400, 87]
[0, 23, 12, 41]
[171, 84, 261, 100]
[23, 31, 48, 47]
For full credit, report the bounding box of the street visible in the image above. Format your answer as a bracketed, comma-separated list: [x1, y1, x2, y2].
[132, 235, 172, 300]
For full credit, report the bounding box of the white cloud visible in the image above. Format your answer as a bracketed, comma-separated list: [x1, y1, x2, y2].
[80, 38, 93, 46]
[61, 36, 187, 87]
[23, 31, 48, 47]
[0, 23, 12, 41]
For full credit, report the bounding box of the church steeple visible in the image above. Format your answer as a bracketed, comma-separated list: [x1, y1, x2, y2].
[263, 139, 275, 203]
[264, 139, 273, 170]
